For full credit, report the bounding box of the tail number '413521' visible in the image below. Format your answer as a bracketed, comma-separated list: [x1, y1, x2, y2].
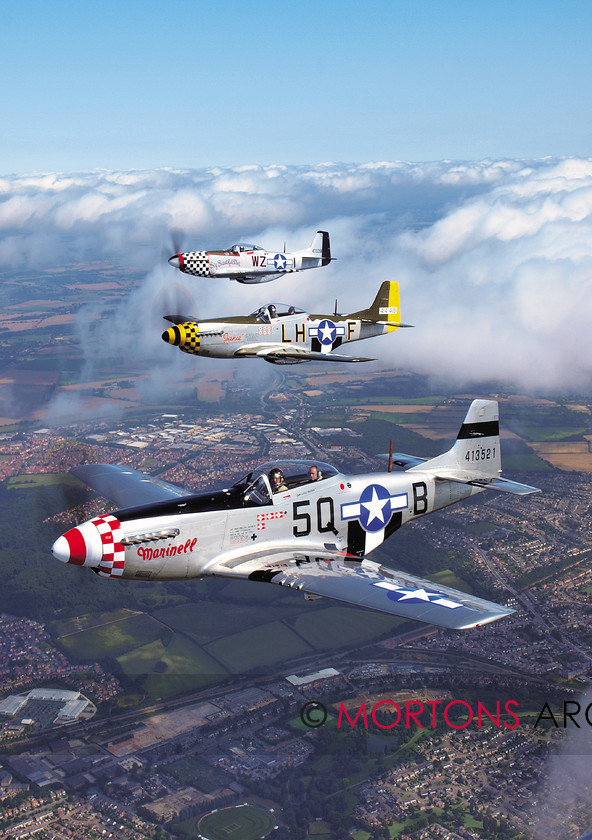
[465, 447, 496, 462]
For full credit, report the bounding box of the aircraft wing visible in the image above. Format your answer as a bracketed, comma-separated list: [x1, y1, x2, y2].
[376, 452, 428, 469]
[234, 344, 374, 363]
[208, 548, 513, 630]
[71, 464, 191, 507]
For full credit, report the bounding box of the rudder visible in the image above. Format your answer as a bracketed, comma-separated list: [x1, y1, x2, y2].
[348, 281, 402, 332]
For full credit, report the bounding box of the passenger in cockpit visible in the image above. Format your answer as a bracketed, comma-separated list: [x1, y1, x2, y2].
[308, 465, 322, 482]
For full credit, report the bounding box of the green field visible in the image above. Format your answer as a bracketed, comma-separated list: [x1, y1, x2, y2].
[502, 404, 590, 443]
[287, 606, 399, 649]
[361, 411, 431, 426]
[58, 613, 164, 660]
[333, 396, 445, 406]
[144, 670, 226, 701]
[464, 521, 499, 537]
[498, 439, 553, 471]
[153, 601, 302, 646]
[51, 608, 140, 637]
[117, 632, 223, 675]
[204, 620, 313, 673]
[427, 569, 472, 593]
[198, 805, 275, 840]
[7, 472, 81, 489]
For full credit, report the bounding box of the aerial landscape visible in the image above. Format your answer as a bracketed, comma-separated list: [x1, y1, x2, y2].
[2, 2, 592, 840]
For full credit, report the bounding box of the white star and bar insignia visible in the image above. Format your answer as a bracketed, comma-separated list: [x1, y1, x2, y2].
[341, 484, 408, 532]
[372, 581, 461, 609]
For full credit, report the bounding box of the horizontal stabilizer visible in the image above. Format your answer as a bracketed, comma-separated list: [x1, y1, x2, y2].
[430, 468, 540, 495]
[376, 452, 427, 469]
[361, 319, 413, 328]
[480, 476, 541, 495]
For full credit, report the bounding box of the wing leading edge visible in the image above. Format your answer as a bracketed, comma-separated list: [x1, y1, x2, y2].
[208, 548, 513, 630]
[71, 464, 190, 507]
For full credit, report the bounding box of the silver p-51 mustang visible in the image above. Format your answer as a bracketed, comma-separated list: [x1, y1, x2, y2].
[161, 280, 411, 364]
[168, 230, 331, 284]
[52, 400, 539, 631]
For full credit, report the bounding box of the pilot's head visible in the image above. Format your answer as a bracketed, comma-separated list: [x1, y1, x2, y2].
[309, 465, 321, 481]
[269, 305, 277, 318]
[269, 468, 285, 491]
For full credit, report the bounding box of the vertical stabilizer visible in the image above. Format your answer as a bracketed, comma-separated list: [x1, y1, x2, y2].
[348, 281, 405, 332]
[415, 400, 501, 478]
[294, 231, 331, 266]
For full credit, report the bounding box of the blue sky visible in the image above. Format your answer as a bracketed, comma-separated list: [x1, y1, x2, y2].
[2, 0, 591, 173]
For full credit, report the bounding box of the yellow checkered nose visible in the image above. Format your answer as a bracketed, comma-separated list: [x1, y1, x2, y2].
[162, 326, 181, 346]
[162, 323, 201, 354]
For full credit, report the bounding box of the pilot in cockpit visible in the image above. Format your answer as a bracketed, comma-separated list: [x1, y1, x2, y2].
[269, 468, 288, 493]
[256, 305, 278, 324]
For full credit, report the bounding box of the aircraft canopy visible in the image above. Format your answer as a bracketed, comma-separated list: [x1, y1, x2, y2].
[235, 460, 338, 506]
[253, 303, 305, 323]
[231, 243, 265, 254]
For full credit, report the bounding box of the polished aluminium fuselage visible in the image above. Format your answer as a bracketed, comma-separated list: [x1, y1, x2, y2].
[91, 468, 478, 582]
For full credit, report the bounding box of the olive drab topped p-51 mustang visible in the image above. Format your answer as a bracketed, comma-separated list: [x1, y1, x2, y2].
[161, 280, 411, 364]
[168, 230, 331, 284]
[51, 400, 539, 631]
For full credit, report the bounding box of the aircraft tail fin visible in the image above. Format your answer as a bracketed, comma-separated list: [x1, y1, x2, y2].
[392, 400, 540, 495]
[294, 230, 331, 265]
[348, 281, 412, 332]
[413, 400, 502, 479]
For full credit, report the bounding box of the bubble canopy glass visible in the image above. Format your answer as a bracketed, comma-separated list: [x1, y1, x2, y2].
[252, 303, 305, 323]
[234, 460, 339, 506]
[231, 243, 265, 253]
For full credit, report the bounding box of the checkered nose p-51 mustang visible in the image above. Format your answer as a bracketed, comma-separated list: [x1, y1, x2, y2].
[161, 280, 411, 364]
[168, 230, 331, 284]
[52, 401, 539, 631]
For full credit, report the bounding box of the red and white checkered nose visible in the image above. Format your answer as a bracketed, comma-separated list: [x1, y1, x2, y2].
[52, 515, 125, 577]
[52, 520, 103, 567]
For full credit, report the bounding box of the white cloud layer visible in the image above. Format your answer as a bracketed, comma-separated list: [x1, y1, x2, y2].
[2, 157, 592, 393]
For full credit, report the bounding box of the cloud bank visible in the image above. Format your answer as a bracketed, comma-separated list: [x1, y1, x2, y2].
[2, 157, 592, 393]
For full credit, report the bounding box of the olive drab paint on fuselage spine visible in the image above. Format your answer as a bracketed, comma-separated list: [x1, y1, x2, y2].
[171, 315, 391, 359]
